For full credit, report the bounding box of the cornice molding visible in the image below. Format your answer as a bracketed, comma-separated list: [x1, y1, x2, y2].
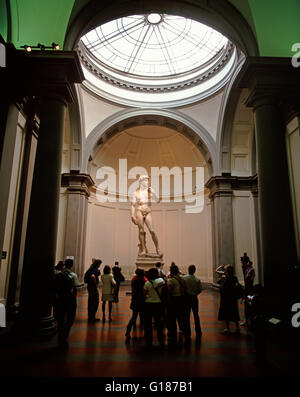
[77, 40, 234, 94]
[61, 172, 94, 197]
[2, 45, 84, 104]
[206, 174, 258, 199]
[236, 57, 300, 109]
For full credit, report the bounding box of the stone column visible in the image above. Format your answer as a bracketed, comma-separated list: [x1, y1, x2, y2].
[253, 96, 297, 286]
[61, 172, 94, 281]
[251, 189, 263, 284]
[18, 97, 67, 337]
[13, 50, 84, 338]
[206, 176, 235, 283]
[238, 57, 299, 292]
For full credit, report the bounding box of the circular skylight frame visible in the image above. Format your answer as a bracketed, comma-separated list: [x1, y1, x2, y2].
[78, 13, 238, 107]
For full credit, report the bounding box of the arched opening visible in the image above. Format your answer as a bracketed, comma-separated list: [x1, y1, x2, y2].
[84, 122, 213, 281]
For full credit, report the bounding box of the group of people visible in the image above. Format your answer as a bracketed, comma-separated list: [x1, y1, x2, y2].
[84, 259, 125, 323]
[216, 253, 261, 334]
[52, 254, 265, 362]
[52, 258, 124, 348]
[126, 262, 203, 349]
[52, 258, 83, 348]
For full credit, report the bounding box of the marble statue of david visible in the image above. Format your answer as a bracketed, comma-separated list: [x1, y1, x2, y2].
[130, 175, 162, 257]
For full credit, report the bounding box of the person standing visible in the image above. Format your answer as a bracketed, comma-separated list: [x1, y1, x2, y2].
[54, 259, 82, 348]
[84, 259, 102, 322]
[54, 261, 64, 275]
[241, 261, 255, 327]
[143, 267, 165, 348]
[167, 265, 191, 347]
[155, 262, 166, 280]
[183, 265, 203, 344]
[52, 261, 65, 322]
[101, 265, 116, 322]
[125, 268, 146, 341]
[112, 261, 125, 303]
[241, 253, 250, 280]
[217, 264, 240, 333]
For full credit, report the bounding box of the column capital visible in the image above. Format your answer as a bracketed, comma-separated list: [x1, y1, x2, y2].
[61, 171, 94, 197]
[4, 45, 84, 104]
[206, 174, 258, 200]
[237, 57, 300, 117]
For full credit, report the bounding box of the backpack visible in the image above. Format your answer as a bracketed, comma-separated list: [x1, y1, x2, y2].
[54, 270, 74, 296]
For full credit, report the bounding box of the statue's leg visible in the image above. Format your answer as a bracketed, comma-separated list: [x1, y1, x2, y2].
[145, 214, 161, 255]
[136, 212, 147, 255]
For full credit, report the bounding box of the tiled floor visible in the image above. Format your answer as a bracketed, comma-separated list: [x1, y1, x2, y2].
[0, 287, 269, 377]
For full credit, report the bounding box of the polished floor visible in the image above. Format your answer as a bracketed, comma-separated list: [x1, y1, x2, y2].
[0, 287, 271, 377]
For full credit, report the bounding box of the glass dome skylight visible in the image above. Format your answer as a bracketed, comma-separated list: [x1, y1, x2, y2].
[81, 14, 228, 78]
[78, 14, 238, 107]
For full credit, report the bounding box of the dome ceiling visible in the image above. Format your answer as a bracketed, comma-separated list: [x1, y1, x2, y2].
[78, 13, 238, 107]
[91, 125, 207, 175]
[81, 14, 229, 78]
[90, 125, 209, 199]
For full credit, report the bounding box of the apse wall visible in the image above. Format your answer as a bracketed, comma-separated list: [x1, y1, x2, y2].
[84, 193, 213, 282]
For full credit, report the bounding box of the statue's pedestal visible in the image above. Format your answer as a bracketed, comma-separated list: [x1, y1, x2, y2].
[135, 254, 164, 271]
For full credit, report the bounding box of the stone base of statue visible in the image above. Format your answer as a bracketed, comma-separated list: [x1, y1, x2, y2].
[135, 253, 164, 271]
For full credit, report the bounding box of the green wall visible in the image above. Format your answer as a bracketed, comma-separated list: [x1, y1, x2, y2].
[4, 0, 300, 57]
[0, 0, 8, 41]
[9, 0, 75, 48]
[230, 0, 300, 56]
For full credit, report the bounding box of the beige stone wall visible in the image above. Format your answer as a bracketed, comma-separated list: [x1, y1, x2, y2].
[232, 190, 258, 283]
[84, 194, 213, 282]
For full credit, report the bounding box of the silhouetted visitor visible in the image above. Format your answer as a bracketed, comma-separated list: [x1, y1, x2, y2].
[112, 261, 125, 302]
[54, 261, 64, 275]
[125, 268, 146, 341]
[101, 265, 116, 322]
[183, 264, 203, 344]
[167, 264, 191, 347]
[84, 259, 102, 322]
[241, 253, 250, 278]
[248, 284, 267, 366]
[54, 258, 82, 348]
[217, 264, 240, 333]
[143, 267, 165, 348]
[241, 261, 255, 327]
[155, 262, 166, 280]
[167, 262, 183, 277]
[52, 261, 65, 321]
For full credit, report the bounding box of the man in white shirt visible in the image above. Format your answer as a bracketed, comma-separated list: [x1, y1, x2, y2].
[183, 265, 203, 343]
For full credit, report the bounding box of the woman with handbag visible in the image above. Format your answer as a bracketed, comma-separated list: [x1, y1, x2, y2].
[217, 264, 240, 334]
[101, 265, 116, 322]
